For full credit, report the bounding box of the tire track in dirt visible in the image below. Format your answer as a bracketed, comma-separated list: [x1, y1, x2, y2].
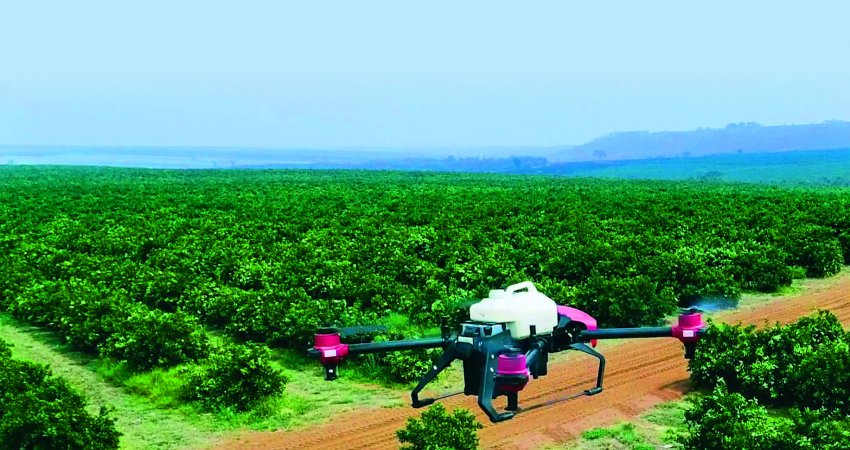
[218, 274, 850, 450]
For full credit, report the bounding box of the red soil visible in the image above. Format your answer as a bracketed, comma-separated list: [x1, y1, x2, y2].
[218, 275, 850, 450]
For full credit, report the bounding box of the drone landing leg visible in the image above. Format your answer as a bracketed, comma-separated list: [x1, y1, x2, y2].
[569, 343, 605, 395]
[411, 346, 458, 408]
[479, 353, 515, 422]
[506, 392, 519, 411]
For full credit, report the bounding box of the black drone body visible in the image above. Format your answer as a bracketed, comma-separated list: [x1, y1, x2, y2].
[309, 282, 705, 423]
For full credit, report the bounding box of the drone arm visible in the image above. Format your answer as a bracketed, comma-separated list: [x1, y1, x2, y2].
[576, 319, 706, 359]
[346, 337, 446, 355]
[310, 334, 448, 381]
[411, 344, 459, 408]
[578, 327, 673, 341]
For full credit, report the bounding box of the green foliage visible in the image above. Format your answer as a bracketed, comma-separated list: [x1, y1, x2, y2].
[225, 287, 361, 348]
[790, 408, 850, 450]
[680, 381, 799, 450]
[733, 244, 793, 291]
[2, 167, 850, 401]
[378, 348, 441, 384]
[428, 291, 473, 329]
[581, 422, 655, 450]
[570, 275, 677, 327]
[791, 339, 850, 413]
[839, 232, 850, 264]
[103, 305, 209, 371]
[124, 366, 189, 409]
[0, 339, 121, 450]
[184, 343, 287, 412]
[686, 311, 850, 449]
[396, 403, 483, 450]
[681, 383, 850, 450]
[781, 225, 843, 277]
[689, 311, 848, 408]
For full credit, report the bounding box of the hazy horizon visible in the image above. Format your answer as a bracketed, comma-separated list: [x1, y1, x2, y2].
[3, 1, 850, 149]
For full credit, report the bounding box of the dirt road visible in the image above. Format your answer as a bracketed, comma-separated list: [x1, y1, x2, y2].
[219, 274, 850, 450]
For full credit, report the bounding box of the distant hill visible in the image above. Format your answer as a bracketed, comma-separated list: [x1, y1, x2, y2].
[4, 121, 850, 185]
[555, 147, 850, 185]
[555, 121, 850, 162]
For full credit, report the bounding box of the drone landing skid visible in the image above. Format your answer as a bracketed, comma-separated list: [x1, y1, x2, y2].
[411, 345, 460, 408]
[410, 339, 607, 423]
[569, 342, 606, 396]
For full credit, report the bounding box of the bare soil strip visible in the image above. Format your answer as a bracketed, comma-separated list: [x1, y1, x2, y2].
[218, 272, 850, 450]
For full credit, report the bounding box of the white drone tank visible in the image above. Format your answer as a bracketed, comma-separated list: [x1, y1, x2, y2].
[469, 281, 558, 339]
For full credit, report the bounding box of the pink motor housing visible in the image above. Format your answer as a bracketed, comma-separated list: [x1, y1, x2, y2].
[496, 353, 530, 392]
[672, 311, 705, 343]
[557, 306, 598, 347]
[313, 332, 350, 365]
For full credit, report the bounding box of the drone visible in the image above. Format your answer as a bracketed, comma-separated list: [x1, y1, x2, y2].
[308, 281, 705, 422]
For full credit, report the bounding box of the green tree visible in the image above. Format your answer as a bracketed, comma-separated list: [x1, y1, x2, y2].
[396, 403, 483, 450]
[680, 381, 797, 450]
[0, 343, 121, 450]
[184, 343, 287, 412]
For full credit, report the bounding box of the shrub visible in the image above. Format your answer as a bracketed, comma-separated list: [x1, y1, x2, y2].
[225, 288, 359, 348]
[783, 225, 843, 277]
[184, 343, 287, 412]
[681, 386, 850, 450]
[103, 305, 208, 371]
[685, 310, 850, 449]
[8, 281, 65, 326]
[180, 281, 244, 328]
[0, 256, 32, 309]
[839, 232, 850, 264]
[680, 381, 797, 450]
[791, 340, 850, 413]
[0, 344, 121, 450]
[688, 321, 759, 392]
[396, 403, 483, 450]
[352, 331, 442, 384]
[733, 244, 792, 292]
[428, 291, 473, 329]
[689, 311, 848, 406]
[571, 275, 677, 327]
[790, 408, 850, 450]
[378, 348, 441, 384]
[62, 295, 124, 353]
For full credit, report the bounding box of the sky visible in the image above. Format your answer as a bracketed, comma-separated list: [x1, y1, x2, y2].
[2, 1, 850, 149]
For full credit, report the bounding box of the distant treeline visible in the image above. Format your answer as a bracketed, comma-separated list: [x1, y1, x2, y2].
[241, 148, 850, 185]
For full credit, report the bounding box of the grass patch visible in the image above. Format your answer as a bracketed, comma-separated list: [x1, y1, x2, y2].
[642, 400, 690, 446]
[89, 359, 134, 384]
[0, 313, 221, 450]
[576, 423, 655, 450]
[0, 312, 408, 448]
[642, 400, 688, 427]
[560, 400, 691, 450]
[124, 366, 189, 409]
